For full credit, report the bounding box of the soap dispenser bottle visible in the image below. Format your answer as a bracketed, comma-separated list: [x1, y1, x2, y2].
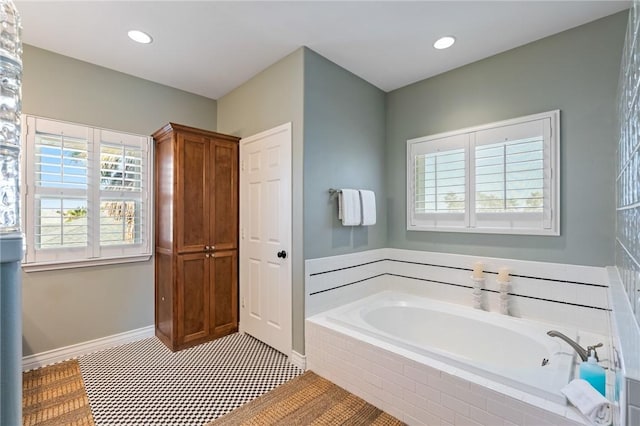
[579, 349, 606, 396]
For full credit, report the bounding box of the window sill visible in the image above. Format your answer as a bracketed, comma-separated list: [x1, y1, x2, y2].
[407, 225, 560, 236]
[22, 254, 152, 272]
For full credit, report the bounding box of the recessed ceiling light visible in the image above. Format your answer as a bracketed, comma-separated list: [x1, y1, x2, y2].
[433, 36, 456, 50]
[127, 30, 153, 44]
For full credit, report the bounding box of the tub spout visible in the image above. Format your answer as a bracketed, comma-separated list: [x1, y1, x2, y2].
[546, 330, 602, 362]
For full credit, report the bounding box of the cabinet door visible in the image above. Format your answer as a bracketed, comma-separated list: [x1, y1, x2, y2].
[177, 252, 210, 345]
[154, 136, 174, 251]
[210, 139, 238, 251]
[210, 250, 238, 337]
[155, 251, 174, 343]
[177, 132, 210, 253]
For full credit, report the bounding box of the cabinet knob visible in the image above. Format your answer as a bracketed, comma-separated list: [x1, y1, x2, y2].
[205, 245, 210, 250]
[277, 250, 287, 259]
[206, 253, 210, 258]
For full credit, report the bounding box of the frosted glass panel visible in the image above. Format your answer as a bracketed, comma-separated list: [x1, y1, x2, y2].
[0, 146, 19, 232]
[617, 1, 640, 327]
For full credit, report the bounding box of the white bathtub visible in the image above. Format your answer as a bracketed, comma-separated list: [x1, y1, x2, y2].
[320, 291, 577, 405]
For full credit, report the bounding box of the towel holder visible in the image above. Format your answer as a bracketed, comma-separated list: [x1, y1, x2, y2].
[328, 188, 342, 198]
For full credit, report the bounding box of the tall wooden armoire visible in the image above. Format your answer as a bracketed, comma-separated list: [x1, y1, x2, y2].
[153, 123, 240, 351]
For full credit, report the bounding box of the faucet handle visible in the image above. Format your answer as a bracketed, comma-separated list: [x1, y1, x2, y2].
[587, 343, 603, 362]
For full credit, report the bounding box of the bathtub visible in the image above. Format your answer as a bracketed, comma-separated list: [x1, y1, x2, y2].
[318, 291, 577, 405]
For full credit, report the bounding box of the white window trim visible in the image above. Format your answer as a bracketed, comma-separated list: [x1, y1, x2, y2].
[21, 115, 153, 271]
[406, 110, 560, 236]
[21, 254, 153, 273]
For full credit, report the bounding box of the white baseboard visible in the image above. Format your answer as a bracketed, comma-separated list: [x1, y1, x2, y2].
[22, 325, 155, 371]
[289, 350, 306, 371]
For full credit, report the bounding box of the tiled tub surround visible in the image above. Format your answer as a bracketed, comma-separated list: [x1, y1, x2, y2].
[608, 267, 640, 426]
[307, 319, 585, 426]
[320, 291, 576, 405]
[305, 249, 613, 425]
[306, 249, 611, 335]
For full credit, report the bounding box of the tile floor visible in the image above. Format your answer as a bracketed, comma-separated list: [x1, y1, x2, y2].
[79, 333, 302, 425]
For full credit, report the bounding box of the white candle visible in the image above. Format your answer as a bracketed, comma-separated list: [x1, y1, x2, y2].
[472, 262, 484, 279]
[498, 267, 510, 282]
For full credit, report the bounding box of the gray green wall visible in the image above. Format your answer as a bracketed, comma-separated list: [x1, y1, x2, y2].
[22, 10, 628, 357]
[23, 46, 217, 134]
[216, 48, 305, 353]
[386, 11, 627, 267]
[217, 47, 387, 354]
[303, 49, 386, 259]
[22, 45, 218, 356]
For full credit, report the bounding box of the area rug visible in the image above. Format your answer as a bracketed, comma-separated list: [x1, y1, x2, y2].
[78, 333, 302, 425]
[209, 371, 405, 426]
[23, 359, 95, 426]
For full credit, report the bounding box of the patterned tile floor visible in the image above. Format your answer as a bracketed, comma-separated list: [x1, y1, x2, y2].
[79, 333, 302, 425]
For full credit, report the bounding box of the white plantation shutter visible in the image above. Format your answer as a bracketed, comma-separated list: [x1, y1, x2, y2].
[415, 149, 466, 213]
[407, 110, 559, 235]
[23, 116, 152, 268]
[472, 118, 553, 231]
[409, 133, 469, 229]
[27, 118, 91, 262]
[95, 129, 149, 258]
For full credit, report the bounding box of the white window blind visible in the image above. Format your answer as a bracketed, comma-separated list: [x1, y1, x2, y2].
[22, 116, 152, 269]
[409, 133, 468, 229]
[472, 118, 552, 231]
[415, 148, 466, 214]
[475, 138, 544, 213]
[407, 110, 559, 235]
[97, 130, 146, 253]
[32, 121, 90, 260]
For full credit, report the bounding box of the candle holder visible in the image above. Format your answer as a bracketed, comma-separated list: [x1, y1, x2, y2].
[498, 279, 511, 315]
[471, 276, 486, 310]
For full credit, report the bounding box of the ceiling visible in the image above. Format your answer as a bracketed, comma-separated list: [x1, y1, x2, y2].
[16, 1, 630, 100]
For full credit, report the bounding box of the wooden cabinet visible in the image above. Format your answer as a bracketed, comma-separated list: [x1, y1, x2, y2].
[153, 123, 239, 351]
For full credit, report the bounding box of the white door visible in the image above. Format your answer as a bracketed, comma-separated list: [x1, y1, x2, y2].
[239, 123, 292, 356]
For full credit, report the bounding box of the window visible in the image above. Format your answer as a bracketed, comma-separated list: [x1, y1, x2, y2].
[22, 116, 152, 270]
[407, 110, 559, 235]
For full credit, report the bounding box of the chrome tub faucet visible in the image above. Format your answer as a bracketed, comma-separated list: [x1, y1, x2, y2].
[547, 330, 602, 362]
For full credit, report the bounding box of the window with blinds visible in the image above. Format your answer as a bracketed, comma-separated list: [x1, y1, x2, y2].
[22, 116, 152, 270]
[33, 128, 89, 250]
[407, 110, 559, 235]
[414, 148, 465, 214]
[99, 135, 145, 248]
[475, 138, 544, 213]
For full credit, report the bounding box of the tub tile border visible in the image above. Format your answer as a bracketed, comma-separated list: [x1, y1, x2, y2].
[305, 249, 612, 318]
[306, 319, 584, 426]
[310, 270, 611, 311]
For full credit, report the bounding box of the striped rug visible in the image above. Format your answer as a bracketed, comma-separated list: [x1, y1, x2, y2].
[23, 359, 95, 426]
[209, 371, 404, 426]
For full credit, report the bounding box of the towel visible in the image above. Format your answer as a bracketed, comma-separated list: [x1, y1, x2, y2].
[359, 190, 376, 226]
[561, 379, 611, 426]
[338, 189, 361, 226]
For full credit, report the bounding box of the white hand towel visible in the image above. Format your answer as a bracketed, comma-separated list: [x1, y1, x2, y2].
[359, 190, 376, 226]
[561, 379, 611, 426]
[338, 189, 361, 226]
